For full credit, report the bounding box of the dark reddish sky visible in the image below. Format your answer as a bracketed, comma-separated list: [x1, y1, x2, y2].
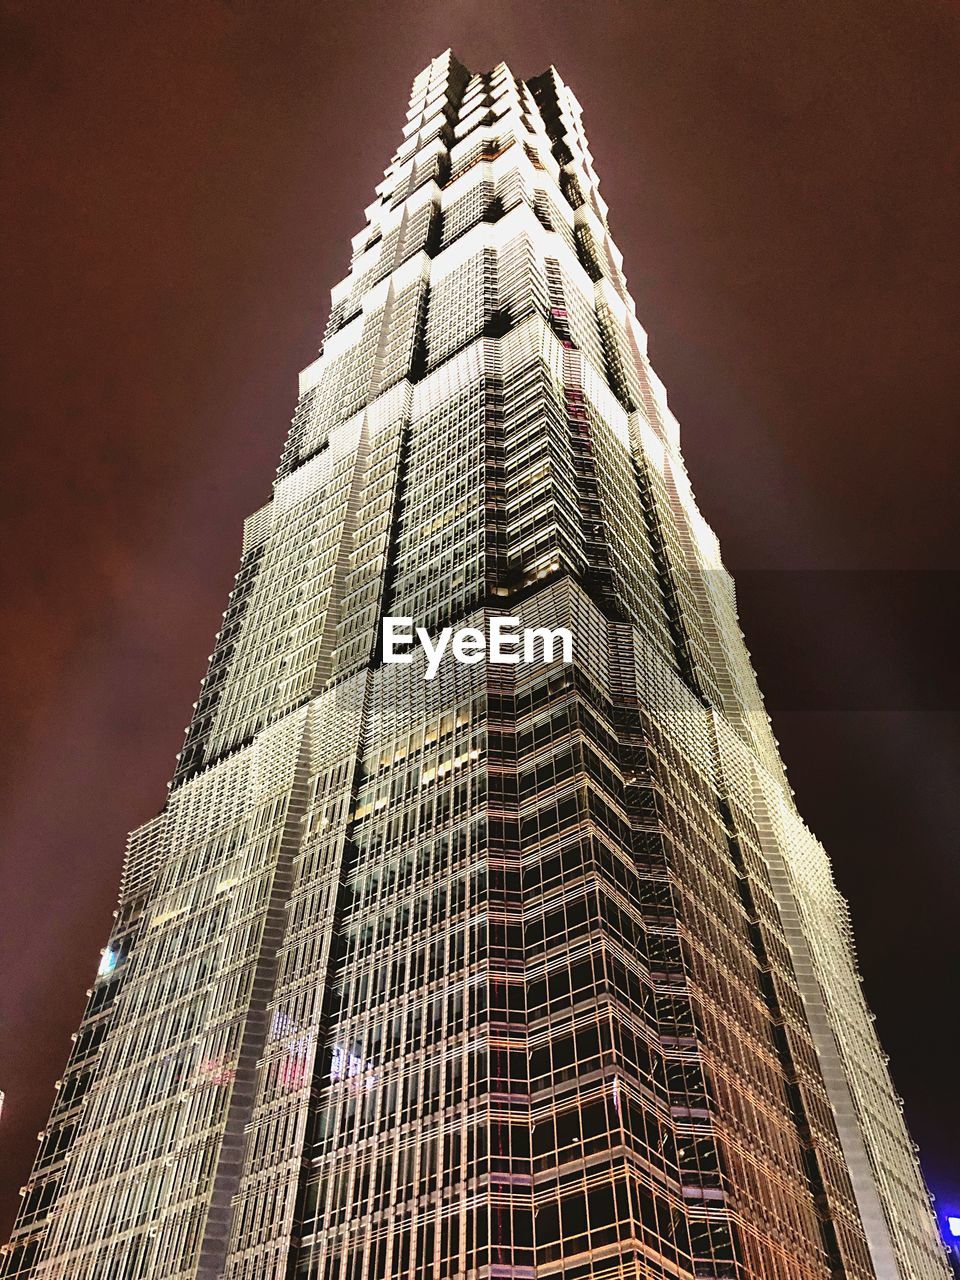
[2, 0, 958, 1241]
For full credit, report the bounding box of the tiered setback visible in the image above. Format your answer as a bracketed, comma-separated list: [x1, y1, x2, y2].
[3, 51, 948, 1280]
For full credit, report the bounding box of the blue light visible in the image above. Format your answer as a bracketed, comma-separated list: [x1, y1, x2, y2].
[97, 948, 118, 977]
[948, 1215, 960, 1239]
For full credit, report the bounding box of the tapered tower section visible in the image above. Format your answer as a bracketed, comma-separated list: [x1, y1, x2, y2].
[3, 51, 948, 1280]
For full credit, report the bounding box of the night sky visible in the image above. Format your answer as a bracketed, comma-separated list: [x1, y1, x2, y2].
[2, 0, 958, 1242]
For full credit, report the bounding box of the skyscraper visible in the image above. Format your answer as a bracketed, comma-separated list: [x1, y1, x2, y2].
[2, 48, 948, 1280]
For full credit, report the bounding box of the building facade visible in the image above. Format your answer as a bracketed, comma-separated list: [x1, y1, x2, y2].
[2, 51, 949, 1280]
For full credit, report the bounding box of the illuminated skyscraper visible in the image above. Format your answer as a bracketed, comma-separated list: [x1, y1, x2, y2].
[2, 51, 949, 1280]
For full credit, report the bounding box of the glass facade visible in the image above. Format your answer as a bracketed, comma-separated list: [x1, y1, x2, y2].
[2, 50, 949, 1280]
